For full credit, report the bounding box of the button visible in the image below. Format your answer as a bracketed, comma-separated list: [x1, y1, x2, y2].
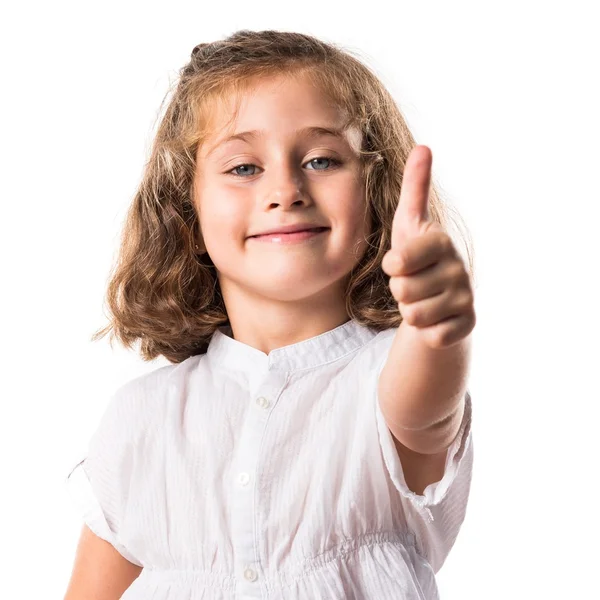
[256, 396, 270, 409]
[243, 567, 258, 582]
[238, 472, 250, 486]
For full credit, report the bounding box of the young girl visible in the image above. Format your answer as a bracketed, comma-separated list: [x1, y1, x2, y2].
[64, 30, 476, 600]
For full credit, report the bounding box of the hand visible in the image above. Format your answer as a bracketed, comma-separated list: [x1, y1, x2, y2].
[382, 145, 476, 349]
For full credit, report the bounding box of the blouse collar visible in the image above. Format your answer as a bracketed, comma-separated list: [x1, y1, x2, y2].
[205, 318, 379, 373]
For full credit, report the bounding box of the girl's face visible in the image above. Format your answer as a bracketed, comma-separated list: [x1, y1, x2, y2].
[194, 73, 370, 305]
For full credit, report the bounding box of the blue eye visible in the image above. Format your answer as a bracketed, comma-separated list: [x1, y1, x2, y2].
[305, 157, 339, 171]
[230, 164, 258, 177]
[227, 156, 341, 178]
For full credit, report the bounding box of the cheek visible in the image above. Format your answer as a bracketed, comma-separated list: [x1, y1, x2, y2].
[336, 186, 370, 260]
[198, 186, 247, 246]
[336, 184, 368, 237]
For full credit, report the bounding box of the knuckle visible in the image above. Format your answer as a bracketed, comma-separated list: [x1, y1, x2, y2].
[396, 252, 408, 273]
[447, 263, 468, 289]
[459, 290, 473, 309]
[395, 247, 411, 271]
[404, 305, 420, 325]
[451, 261, 465, 280]
[385, 250, 404, 274]
[438, 323, 456, 347]
[390, 278, 407, 302]
[437, 232, 452, 253]
[470, 312, 477, 330]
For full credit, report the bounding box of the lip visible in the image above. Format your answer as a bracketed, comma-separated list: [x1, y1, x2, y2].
[248, 223, 329, 237]
[248, 224, 330, 244]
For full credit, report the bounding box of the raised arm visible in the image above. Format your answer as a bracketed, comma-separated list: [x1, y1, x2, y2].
[379, 145, 476, 493]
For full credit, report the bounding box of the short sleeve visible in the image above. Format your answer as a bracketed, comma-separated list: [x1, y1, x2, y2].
[374, 365, 474, 573]
[64, 388, 144, 567]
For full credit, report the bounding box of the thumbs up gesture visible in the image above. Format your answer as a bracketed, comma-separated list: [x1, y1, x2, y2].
[382, 146, 476, 349]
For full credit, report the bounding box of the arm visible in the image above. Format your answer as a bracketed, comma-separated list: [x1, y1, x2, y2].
[379, 145, 476, 495]
[378, 322, 472, 494]
[64, 525, 142, 600]
[379, 321, 472, 451]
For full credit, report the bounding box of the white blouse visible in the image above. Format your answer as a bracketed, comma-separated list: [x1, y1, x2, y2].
[65, 319, 473, 599]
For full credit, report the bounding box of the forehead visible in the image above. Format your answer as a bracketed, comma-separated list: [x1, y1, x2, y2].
[199, 73, 362, 156]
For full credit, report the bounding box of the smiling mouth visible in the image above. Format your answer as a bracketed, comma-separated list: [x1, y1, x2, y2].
[249, 227, 329, 243]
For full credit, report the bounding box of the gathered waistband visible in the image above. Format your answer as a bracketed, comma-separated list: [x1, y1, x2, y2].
[138, 530, 420, 592]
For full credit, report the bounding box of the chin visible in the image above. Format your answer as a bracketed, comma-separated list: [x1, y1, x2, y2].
[252, 269, 347, 303]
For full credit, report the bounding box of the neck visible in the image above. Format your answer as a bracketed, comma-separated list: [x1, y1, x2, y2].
[220, 280, 350, 354]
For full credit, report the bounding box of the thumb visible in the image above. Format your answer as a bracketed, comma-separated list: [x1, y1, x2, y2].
[391, 145, 433, 247]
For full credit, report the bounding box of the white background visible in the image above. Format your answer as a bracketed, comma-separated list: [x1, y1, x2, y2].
[1, 1, 598, 598]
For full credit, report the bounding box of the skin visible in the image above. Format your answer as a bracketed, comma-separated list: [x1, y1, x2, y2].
[194, 74, 476, 494]
[63, 525, 142, 600]
[194, 76, 475, 494]
[64, 79, 478, 600]
[63, 74, 375, 600]
[63, 75, 476, 600]
[379, 146, 476, 489]
[193, 72, 369, 353]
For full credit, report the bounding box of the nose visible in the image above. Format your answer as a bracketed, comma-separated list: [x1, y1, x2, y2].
[262, 164, 310, 210]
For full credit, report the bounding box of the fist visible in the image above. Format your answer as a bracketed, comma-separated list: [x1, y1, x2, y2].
[382, 145, 476, 349]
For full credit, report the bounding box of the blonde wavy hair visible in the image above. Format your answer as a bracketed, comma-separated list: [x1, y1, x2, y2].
[92, 29, 476, 364]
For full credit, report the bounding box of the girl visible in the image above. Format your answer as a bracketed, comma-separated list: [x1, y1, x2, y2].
[64, 30, 476, 600]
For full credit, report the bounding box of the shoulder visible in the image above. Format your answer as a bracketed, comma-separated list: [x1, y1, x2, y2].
[91, 354, 205, 445]
[357, 325, 398, 365]
[116, 354, 201, 400]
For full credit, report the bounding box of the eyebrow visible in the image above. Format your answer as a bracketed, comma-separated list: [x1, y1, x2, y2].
[205, 126, 348, 158]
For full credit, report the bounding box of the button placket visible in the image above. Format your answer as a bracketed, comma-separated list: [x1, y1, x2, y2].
[231, 370, 288, 595]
